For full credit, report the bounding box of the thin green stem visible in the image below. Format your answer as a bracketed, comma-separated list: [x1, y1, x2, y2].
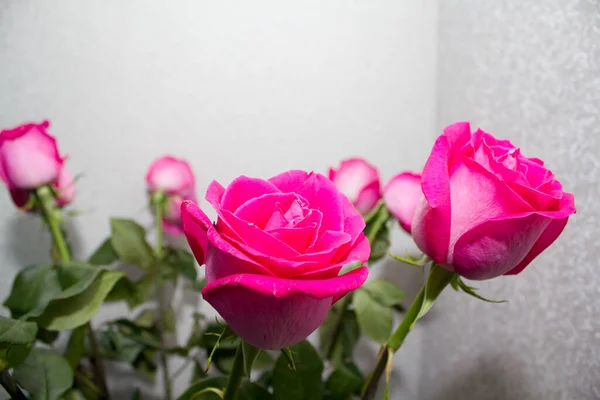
[36, 186, 110, 399]
[152, 191, 172, 400]
[361, 263, 455, 400]
[360, 286, 425, 400]
[0, 370, 27, 400]
[223, 343, 245, 400]
[36, 186, 71, 263]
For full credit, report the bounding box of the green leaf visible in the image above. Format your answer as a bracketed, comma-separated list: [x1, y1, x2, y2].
[361, 279, 405, 307]
[253, 348, 275, 370]
[36, 328, 60, 345]
[456, 277, 507, 303]
[388, 252, 429, 267]
[132, 348, 157, 381]
[4, 263, 125, 331]
[163, 305, 177, 333]
[319, 300, 360, 367]
[88, 238, 118, 266]
[177, 376, 227, 400]
[242, 341, 260, 376]
[165, 248, 197, 281]
[34, 268, 125, 331]
[272, 341, 324, 400]
[110, 218, 155, 270]
[415, 264, 456, 322]
[239, 381, 273, 400]
[3, 264, 63, 319]
[369, 224, 391, 263]
[0, 316, 38, 344]
[363, 202, 393, 263]
[106, 273, 154, 309]
[62, 389, 84, 400]
[64, 326, 86, 370]
[325, 363, 363, 399]
[134, 308, 156, 329]
[353, 289, 393, 344]
[13, 348, 74, 400]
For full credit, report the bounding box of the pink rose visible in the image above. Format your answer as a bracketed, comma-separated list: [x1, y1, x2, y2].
[181, 170, 369, 349]
[0, 121, 64, 190]
[412, 122, 576, 280]
[146, 156, 196, 235]
[383, 172, 422, 234]
[329, 158, 382, 214]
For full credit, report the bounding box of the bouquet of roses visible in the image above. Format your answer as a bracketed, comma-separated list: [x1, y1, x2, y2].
[0, 120, 574, 400]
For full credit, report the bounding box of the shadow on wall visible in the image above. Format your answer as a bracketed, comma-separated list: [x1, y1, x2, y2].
[425, 354, 529, 400]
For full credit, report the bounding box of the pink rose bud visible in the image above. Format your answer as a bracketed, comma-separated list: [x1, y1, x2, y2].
[328, 158, 382, 214]
[146, 156, 196, 235]
[0, 121, 64, 190]
[383, 171, 422, 234]
[412, 122, 576, 280]
[181, 171, 370, 349]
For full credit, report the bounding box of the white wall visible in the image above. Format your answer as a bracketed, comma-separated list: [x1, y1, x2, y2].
[424, 1, 600, 399]
[0, 1, 438, 398]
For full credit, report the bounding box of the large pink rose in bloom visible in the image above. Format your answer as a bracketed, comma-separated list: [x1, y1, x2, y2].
[329, 158, 381, 214]
[146, 156, 196, 235]
[383, 171, 422, 234]
[181, 170, 369, 349]
[0, 121, 64, 189]
[412, 122, 576, 280]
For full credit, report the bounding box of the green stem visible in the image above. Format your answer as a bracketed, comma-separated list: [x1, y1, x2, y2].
[0, 370, 27, 400]
[360, 264, 454, 400]
[360, 286, 425, 400]
[223, 343, 245, 400]
[36, 186, 110, 399]
[36, 186, 71, 263]
[152, 191, 172, 400]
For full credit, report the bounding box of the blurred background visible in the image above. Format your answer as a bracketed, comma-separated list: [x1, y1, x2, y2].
[0, 1, 598, 399]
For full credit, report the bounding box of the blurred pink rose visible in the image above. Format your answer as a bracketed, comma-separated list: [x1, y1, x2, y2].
[181, 170, 369, 349]
[0, 121, 64, 190]
[383, 172, 422, 234]
[146, 156, 196, 235]
[328, 158, 381, 214]
[412, 122, 576, 280]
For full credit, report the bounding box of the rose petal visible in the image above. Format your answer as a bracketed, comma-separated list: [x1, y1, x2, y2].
[201, 266, 368, 349]
[219, 208, 300, 258]
[504, 192, 576, 276]
[146, 156, 194, 194]
[329, 158, 380, 205]
[413, 122, 470, 263]
[452, 213, 552, 279]
[0, 121, 63, 189]
[452, 192, 575, 280]
[447, 158, 534, 258]
[354, 180, 382, 215]
[235, 192, 307, 229]
[383, 171, 422, 233]
[268, 170, 311, 192]
[181, 201, 212, 265]
[221, 176, 280, 213]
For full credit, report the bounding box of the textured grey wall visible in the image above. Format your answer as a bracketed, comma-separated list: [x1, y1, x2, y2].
[422, 1, 600, 399]
[0, 1, 437, 398]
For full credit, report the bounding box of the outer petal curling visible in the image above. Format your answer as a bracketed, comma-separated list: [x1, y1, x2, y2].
[201, 266, 368, 349]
